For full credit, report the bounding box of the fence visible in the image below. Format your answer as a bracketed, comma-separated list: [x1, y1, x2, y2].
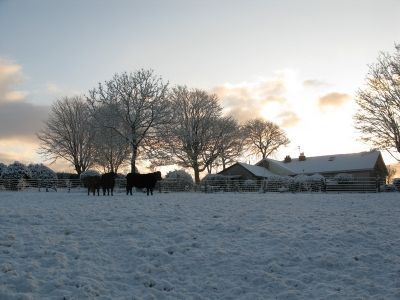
[196, 177, 383, 194]
[0, 177, 388, 194]
[0, 178, 125, 194]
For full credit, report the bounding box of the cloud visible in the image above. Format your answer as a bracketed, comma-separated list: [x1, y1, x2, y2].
[212, 72, 299, 127]
[4, 90, 29, 101]
[0, 151, 20, 164]
[318, 92, 351, 108]
[0, 59, 49, 140]
[277, 111, 300, 128]
[213, 73, 289, 123]
[0, 58, 50, 167]
[46, 82, 62, 93]
[0, 137, 74, 172]
[0, 59, 83, 170]
[0, 137, 40, 165]
[257, 80, 286, 104]
[303, 79, 329, 88]
[0, 102, 49, 139]
[0, 59, 26, 104]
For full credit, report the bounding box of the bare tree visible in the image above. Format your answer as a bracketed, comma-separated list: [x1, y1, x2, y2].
[207, 117, 244, 172]
[354, 44, 400, 161]
[159, 86, 228, 183]
[386, 165, 397, 183]
[87, 69, 170, 173]
[37, 96, 95, 174]
[243, 118, 290, 159]
[90, 102, 130, 173]
[92, 120, 130, 173]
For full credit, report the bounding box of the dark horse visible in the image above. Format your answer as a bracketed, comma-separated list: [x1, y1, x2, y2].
[101, 172, 117, 196]
[82, 175, 101, 196]
[126, 171, 162, 196]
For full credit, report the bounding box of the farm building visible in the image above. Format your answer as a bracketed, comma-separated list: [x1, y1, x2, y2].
[219, 150, 388, 181]
[216, 162, 276, 180]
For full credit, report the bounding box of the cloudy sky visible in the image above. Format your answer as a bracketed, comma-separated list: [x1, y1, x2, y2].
[1, 0, 400, 171]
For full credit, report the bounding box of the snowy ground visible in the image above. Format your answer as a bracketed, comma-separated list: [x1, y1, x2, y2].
[0, 191, 399, 299]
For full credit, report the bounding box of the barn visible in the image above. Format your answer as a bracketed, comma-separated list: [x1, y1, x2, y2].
[217, 162, 277, 180]
[219, 150, 388, 182]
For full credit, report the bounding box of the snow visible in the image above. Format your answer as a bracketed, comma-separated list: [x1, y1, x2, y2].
[1, 191, 400, 299]
[238, 162, 277, 178]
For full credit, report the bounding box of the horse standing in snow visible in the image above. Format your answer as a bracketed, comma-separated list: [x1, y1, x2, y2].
[126, 171, 162, 196]
[82, 175, 101, 196]
[101, 172, 117, 196]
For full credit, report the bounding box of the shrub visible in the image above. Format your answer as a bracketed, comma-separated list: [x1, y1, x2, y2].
[29, 164, 57, 180]
[0, 162, 6, 176]
[381, 183, 396, 192]
[200, 174, 230, 192]
[392, 178, 400, 191]
[308, 173, 326, 192]
[0, 162, 6, 189]
[291, 174, 309, 191]
[1, 161, 32, 190]
[28, 164, 58, 191]
[242, 179, 258, 191]
[334, 173, 354, 184]
[263, 175, 288, 192]
[163, 170, 194, 192]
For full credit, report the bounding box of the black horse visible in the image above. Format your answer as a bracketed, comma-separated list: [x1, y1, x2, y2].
[101, 172, 117, 196]
[126, 171, 162, 196]
[82, 175, 101, 196]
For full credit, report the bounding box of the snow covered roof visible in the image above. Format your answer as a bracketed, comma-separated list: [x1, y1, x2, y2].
[237, 162, 277, 178]
[258, 151, 385, 175]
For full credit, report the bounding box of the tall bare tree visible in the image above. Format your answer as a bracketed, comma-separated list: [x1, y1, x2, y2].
[87, 69, 170, 173]
[207, 117, 244, 172]
[354, 44, 400, 160]
[37, 96, 95, 174]
[243, 118, 290, 159]
[92, 113, 130, 173]
[90, 102, 130, 173]
[158, 86, 228, 183]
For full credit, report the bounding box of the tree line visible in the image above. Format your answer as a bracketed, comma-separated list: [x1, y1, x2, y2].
[37, 70, 290, 183]
[38, 44, 400, 183]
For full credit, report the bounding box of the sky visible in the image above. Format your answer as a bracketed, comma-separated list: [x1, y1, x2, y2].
[1, 0, 400, 172]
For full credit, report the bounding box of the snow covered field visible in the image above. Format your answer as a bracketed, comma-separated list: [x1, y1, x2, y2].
[0, 191, 399, 299]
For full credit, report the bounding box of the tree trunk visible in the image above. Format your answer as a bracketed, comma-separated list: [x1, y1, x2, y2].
[75, 164, 82, 175]
[131, 145, 138, 174]
[194, 166, 200, 184]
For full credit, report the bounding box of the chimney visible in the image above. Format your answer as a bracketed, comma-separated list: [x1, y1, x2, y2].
[299, 152, 306, 161]
[283, 155, 292, 163]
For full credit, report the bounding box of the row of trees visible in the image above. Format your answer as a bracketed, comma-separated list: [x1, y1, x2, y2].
[38, 70, 289, 183]
[37, 44, 400, 183]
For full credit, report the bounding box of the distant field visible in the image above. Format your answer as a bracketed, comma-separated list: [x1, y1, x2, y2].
[0, 192, 399, 299]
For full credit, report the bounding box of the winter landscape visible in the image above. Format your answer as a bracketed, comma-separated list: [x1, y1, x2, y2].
[1, 190, 399, 299]
[2, 2, 400, 299]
